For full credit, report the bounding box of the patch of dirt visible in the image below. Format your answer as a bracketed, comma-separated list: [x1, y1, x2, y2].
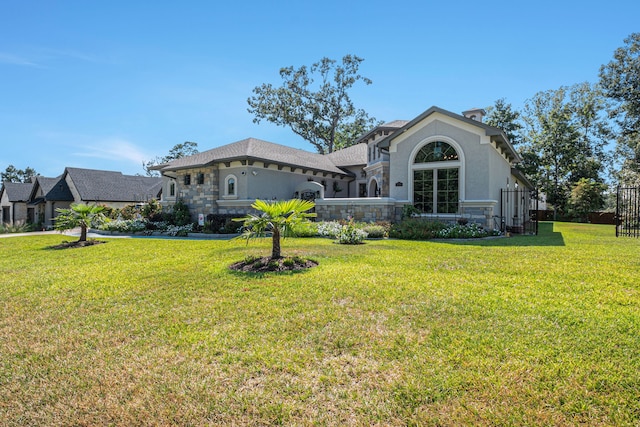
[229, 256, 318, 272]
[48, 239, 107, 250]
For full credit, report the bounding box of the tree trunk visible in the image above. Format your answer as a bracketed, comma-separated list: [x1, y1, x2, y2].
[271, 228, 281, 259]
[79, 225, 87, 242]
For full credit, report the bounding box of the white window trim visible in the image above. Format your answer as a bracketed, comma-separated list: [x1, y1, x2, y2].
[166, 179, 177, 201]
[222, 174, 238, 200]
[407, 136, 465, 213]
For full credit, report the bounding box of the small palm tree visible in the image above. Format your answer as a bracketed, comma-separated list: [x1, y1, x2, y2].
[54, 203, 106, 242]
[235, 199, 316, 259]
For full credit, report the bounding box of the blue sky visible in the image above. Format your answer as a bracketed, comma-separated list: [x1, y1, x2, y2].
[1, 0, 638, 177]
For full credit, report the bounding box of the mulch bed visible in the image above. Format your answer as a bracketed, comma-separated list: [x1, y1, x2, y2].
[48, 239, 107, 250]
[229, 256, 318, 272]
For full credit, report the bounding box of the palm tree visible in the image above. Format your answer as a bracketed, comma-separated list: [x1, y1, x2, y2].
[234, 199, 316, 259]
[54, 203, 106, 242]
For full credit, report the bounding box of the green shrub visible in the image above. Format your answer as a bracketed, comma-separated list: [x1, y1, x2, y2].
[172, 199, 192, 226]
[205, 214, 239, 234]
[336, 221, 368, 244]
[389, 218, 448, 240]
[0, 223, 32, 234]
[437, 223, 500, 239]
[290, 221, 318, 237]
[362, 224, 386, 238]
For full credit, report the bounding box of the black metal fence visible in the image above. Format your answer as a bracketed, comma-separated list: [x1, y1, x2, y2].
[500, 188, 539, 235]
[616, 186, 640, 238]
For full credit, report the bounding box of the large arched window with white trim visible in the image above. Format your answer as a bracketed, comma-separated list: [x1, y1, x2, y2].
[412, 141, 460, 214]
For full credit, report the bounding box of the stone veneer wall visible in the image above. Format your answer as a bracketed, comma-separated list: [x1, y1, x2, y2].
[175, 166, 219, 220]
[315, 198, 407, 223]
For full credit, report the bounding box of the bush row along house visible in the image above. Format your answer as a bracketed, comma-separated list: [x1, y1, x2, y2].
[153, 106, 533, 228]
[0, 167, 162, 227]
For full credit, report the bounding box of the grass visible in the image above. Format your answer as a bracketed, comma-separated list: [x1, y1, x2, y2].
[1, 222, 639, 426]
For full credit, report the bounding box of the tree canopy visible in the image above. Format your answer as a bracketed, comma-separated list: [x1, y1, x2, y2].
[520, 84, 610, 217]
[143, 141, 198, 176]
[485, 98, 524, 146]
[599, 32, 640, 184]
[1, 165, 39, 183]
[247, 55, 379, 154]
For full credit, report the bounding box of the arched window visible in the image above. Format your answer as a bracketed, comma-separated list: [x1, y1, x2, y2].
[412, 141, 461, 214]
[414, 141, 459, 163]
[224, 174, 237, 198]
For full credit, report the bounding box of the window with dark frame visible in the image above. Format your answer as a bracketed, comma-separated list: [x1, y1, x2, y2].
[197, 173, 204, 185]
[184, 174, 191, 185]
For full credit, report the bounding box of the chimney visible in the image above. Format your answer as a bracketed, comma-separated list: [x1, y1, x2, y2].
[462, 108, 486, 123]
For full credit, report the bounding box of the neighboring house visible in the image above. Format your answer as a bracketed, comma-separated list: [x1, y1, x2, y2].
[1, 168, 162, 227]
[152, 105, 535, 227]
[27, 176, 75, 227]
[0, 181, 34, 226]
[62, 167, 162, 208]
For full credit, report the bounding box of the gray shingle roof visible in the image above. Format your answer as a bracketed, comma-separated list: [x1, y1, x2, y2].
[326, 143, 367, 167]
[34, 176, 74, 201]
[160, 138, 350, 175]
[1, 181, 34, 202]
[64, 167, 162, 202]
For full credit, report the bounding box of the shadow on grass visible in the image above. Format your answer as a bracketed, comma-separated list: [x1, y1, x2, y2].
[438, 222, 565, 247]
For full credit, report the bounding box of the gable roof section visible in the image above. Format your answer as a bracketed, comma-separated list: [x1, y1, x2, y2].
[356, 120, 409, 144]
[64, 167, 162, 202]
[376, 106, 521, 163]
[160, 138, 350, 175]
[1, 181, 34, 202]
[30, 176, 75, 202]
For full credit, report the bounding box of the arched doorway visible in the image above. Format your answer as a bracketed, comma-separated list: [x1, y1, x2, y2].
[368, 179, 379, 197]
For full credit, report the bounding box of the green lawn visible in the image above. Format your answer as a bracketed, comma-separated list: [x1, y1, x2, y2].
[1, 223, 639, 426]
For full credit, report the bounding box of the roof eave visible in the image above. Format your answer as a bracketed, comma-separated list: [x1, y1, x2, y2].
[162, 155, 350, 177]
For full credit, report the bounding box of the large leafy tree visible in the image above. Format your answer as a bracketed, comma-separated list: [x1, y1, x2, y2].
[521, 85, 610, 217]
[234, 199, 316, 259]
[143, 141, 198, 176]
[54, 203, 106, 242]
[599, 33, 640, 184]
[568, 178, 607, 222]
[522, 88, 583, 216]
[1, 165, 39, 183]
[247, 55, 379, 154]
[485, 98, 524, 145]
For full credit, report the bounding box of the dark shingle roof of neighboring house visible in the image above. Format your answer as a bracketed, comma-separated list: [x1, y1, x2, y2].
[1, 181, 34, 202]
[64, 167, 162, 202]
[34, 176, 75, 201]
[159, 138, 350, 175]
[326, 143, 367, 167]
[376, 106, 521, 163]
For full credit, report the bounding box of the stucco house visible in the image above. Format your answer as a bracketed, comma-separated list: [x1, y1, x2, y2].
[1, 167, 162, 227]
[154, 105, 532, 228]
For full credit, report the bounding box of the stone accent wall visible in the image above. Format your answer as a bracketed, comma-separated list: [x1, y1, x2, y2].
[315, 198, 408, 223]
[175, 166, 219, 220]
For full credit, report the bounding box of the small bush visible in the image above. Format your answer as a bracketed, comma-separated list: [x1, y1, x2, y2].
[336, 222, 368, 244]
[290, 221, 318, 237]
[362, 224, 386, 238]
[100, 218, 147, 233]
[172, 199, 192, 226]
[390, 218, 449, 240]
[0, 223, 32, 234]
[165, 223, 193, 236]
[205, 214, 239, 234]
[437, 223, 501, 239]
